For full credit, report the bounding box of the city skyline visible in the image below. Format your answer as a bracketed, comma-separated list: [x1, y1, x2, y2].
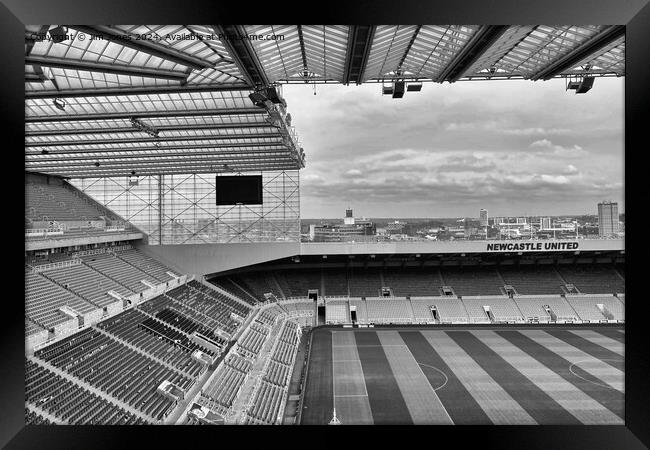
[284, 78, 624, 219]
[297, 203, 624, 220]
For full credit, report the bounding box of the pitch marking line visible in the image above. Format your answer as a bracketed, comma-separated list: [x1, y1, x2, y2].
[332, 332, 336, 414]
[333, 344, 409, 348]
[416, 362, 449, 391]
[350, 336, 371, 398]
[568, 359, 625, 390]
[332, 359, 370, 398]
[403, 348, 454, 424]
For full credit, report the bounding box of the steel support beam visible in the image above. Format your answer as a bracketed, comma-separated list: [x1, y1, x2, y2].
[24, 83, 252, 99]
[27, 149, 291, 162]
[214, 25, 269, 88]
[25, 73, 46, 83]
[27, 154, 296, 166]
[25, 55, 191, 81]
[25, 122, 273, 136]
[26, 141, 286, 154]
[396, 26, 421, 73]
[343, 25, 375, 85]
[25, 108, 266, 123]
[29, 161, 300, 178]
[437, 25, 509, 83]
[297, 25, 309, 72]
[72, 25, 215, 69]
[530, 25, 625, 81]
[26, 132, 282, 147]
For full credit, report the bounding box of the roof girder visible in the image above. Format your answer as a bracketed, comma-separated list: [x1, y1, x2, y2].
[25, 55, 191, 82]
[343, 25, 376, 85]
[25, 108, 266, 123]
[72, 25, 215, 70]
[214, 25, 269, 88]
[26, 132, 282, 147]
[25, 83, 252, 99]
[25, 121, 273, 137]
[437, 25, 510, 82]
[530, 25, 625, 81]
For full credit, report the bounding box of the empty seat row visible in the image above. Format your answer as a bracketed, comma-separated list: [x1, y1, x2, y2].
[25, 358, 148, 425]
[25, 271, 97, 330]
[34, 328, 192, 421]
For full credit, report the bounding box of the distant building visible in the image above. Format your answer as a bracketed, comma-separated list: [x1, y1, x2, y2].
[311, 208, 376, 242]
[479, 209, 488, 227]
[598, 201, 619, 236]
[540, 217, 552, 230]
[516, 217, 527, 224]
[343, 207, 354, 225]
[386, 220, 407, 235]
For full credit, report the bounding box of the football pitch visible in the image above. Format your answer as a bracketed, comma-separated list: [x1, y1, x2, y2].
[300, 326, 624, 425]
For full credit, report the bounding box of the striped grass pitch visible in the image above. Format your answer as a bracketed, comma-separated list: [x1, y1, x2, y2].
[300, 326, 624, 425]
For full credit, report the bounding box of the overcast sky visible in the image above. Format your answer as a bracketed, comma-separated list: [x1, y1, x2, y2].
[283, 77, 624, 219]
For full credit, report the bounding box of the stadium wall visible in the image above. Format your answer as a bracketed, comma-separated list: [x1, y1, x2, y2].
[136, 242, 300, 277]
[25, 231, 144, 251]
[300, 239, 624, 255]
[135, 238, 623, 277]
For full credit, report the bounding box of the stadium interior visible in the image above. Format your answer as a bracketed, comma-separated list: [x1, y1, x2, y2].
[24, 24, 625, 426]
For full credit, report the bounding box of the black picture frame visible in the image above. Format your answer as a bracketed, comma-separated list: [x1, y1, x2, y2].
[4, 0, 648, 448]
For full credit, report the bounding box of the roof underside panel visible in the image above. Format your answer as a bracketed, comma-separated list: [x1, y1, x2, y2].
[362, 25, 420, 81]
[242, 25, 305, 82]
[463, 25, 621, 80]
[299, 25, 349, 82]
[399, 25, 480, 81]
[25, 87, 304, 177]
[25, 24, 624, 177]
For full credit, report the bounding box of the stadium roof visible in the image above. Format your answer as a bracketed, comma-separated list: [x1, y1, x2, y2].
[25, 24, 625, 178]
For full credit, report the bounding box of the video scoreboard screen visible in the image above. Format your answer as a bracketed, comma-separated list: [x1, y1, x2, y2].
[215, 175, 263, 205]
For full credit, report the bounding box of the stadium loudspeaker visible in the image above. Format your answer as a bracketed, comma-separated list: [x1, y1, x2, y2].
[265, 86, 284, 104]
[392, 81, 405, 98]
[407, 82, 422, 92]
[576, 76, 595, 94]
[566, 81, 581, 91]
[382, 85, 394, 95]
[248, 92, 268, 107]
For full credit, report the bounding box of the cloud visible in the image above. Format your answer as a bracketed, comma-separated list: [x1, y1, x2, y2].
[283, 78, 623, 217]
[564, 164, 579, 175]
[501, 127, 571, 136]
[540, 174, 570, 184]
[529, 139, 588, 157]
